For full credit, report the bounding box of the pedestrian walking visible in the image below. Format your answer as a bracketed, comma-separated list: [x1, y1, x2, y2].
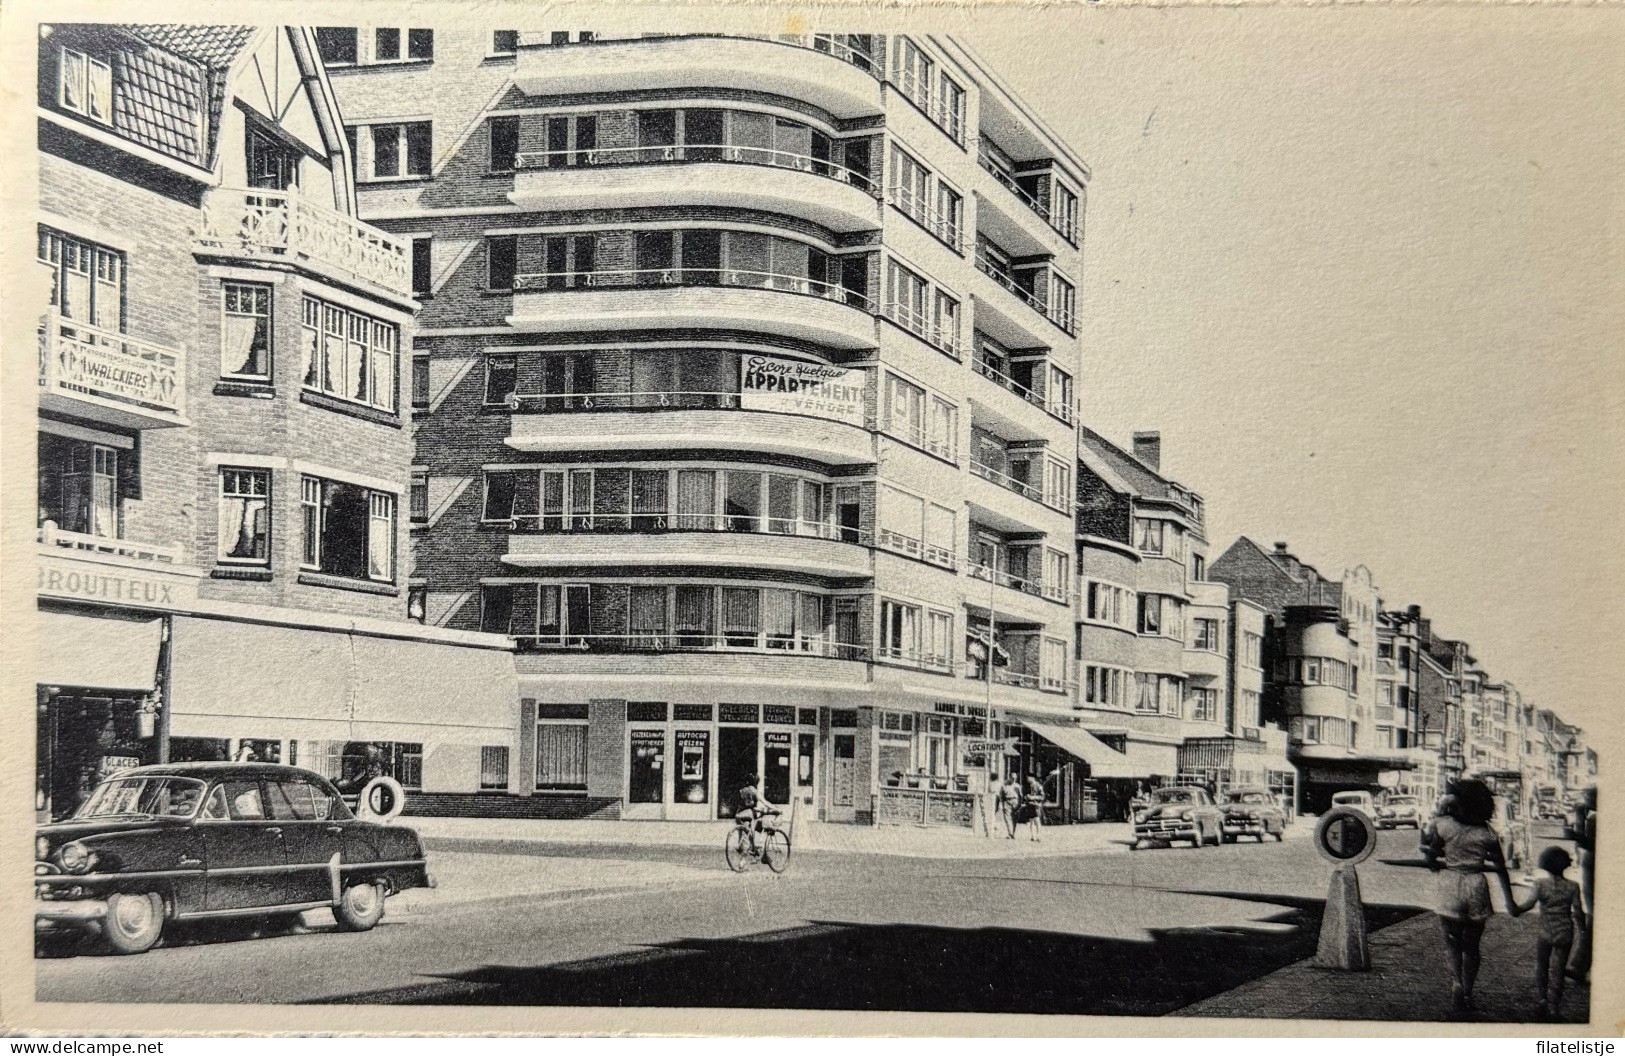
[1565, 786, 1595, 984]
[1509, 846, 1586, 1020]
[998, 773, 1022, 838]
[1023, 773, 1045, 842]
[1424, 779, 1517, 1016]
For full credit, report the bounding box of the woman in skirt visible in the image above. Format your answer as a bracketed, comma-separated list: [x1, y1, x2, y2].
[1425, 779, 1516, 1015]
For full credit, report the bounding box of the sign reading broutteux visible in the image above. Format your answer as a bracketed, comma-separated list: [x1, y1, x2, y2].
[740, 356, 867, 427]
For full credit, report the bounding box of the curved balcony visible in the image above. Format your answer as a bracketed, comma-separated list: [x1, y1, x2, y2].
[510, 147, 881, 234]
[513, 36, 883, 120]
[195, 188, 412, 300]
[508, 271, 878, 351]
[1183, 647, 1227, 682]
[967, 564, 1068, 626]
[506, 405, 875, 466]
[502, 523, 873, 579]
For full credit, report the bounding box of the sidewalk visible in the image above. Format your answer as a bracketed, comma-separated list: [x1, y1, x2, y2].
[1177, 909, 1591, 1023]
[407, 812, 1312, 860]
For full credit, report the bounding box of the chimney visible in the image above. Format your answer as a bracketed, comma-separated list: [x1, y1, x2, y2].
[1407, 604, 1422, 620]
[1132, 431, 1161, 471]
[1271, 541, 1301, 578]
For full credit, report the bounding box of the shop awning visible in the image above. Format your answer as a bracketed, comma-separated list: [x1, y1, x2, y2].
[36, 610, 162, 692]
[1019, 715, 1140, 779]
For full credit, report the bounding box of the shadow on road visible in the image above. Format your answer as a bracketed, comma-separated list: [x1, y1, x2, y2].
[316, 894, 1422, 1013]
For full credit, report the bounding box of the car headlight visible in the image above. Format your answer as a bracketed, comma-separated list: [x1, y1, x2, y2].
[58, 842, 92, 874]
[36, 836, 50, 860]
[1180, 810, 1193, 821]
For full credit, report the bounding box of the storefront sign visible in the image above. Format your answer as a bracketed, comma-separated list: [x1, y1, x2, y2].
[764, 731, 793, 746]
[37, 555, 196, 610]
[963, 739, 1019, 756]
[740, 357, 866, 426]
[719, 703, 759, 724]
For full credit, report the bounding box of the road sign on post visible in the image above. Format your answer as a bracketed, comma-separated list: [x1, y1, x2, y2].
[1313, 807, 1376, 970]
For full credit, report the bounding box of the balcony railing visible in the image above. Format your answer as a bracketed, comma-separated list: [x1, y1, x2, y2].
[502, 513, 871, 546]
[968, 562, 1070, 605]
[511, 630, 869, 659]
[38, 315, 185, 420]
[887, 183, 963, 251]
[746, 33, 882, 77]
[882, 300, 961, 358]
[516, 143, 877, 196]
[975, 250, 1046, 309]
[976, 147, 1076, 242]
[965, 664, 1074, 695]
[196, 188, 412, 297]
[875, 646, 956, 674]
[875, 528, 958, 571]
[38, 522, 182, 564]
[970, 459, 1043, 503]
[502, 388, 874, 426]
[513, 267, 875, 313]
[972, 357, 1075, 425]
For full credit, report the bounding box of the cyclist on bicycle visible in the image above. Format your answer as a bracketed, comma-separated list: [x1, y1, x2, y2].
[735, 774, 781, 854]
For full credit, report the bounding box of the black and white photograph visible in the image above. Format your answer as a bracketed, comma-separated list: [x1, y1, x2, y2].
[5, 0, 1620, 1038]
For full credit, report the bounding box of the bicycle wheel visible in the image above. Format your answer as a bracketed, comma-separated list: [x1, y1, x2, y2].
[724, 826, 751, 872]
[762, 829, 791, 873]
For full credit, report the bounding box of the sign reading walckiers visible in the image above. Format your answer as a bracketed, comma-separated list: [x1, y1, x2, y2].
[38, 553, 198, 610]
[739, 356, 866, 427]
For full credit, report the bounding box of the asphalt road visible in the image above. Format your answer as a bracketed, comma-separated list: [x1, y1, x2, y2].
[37, 828, 1445, 1012]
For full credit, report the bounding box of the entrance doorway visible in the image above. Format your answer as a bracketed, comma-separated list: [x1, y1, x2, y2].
[763, 731, 792, 805]
[716, 725, 759, 819]
[625, 728, 666, 820]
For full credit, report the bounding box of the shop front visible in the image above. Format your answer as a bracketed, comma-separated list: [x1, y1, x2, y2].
[621, 702, 821, 821]
[872, 703, 1007, 829]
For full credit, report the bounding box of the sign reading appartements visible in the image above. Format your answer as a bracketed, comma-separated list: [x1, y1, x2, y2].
[739, 356, 867, 427]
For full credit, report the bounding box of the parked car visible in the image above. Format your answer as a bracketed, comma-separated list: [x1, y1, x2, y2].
[35, 762, 432, 954]
[1131, 786, 1226, 849]
[1330, 790, 1376, 819]
[1376, 794, 1422, 829]
[1218, 786, 1287, 842]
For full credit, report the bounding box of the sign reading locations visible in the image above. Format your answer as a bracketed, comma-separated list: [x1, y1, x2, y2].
[740, 357, 866, 426]
[1314, 807, 1377, 866]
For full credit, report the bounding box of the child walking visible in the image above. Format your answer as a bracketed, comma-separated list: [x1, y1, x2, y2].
[1509, 846, 1586, 1020]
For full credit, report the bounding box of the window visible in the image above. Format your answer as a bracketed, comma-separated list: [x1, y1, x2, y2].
[411, 357, 431, 409]
[885, 258, 929, 337]
[1049, 274, 1077, 333]
[1138, 594, 1163, 636]
[541, 114, 598, 167]
[926, 611, 954, 669]
[1190, 553, 1206, 582]
[58, 47, 112, 124]
[884, 374, 926, 447]
[408, 29, 435, 60]
[887, 144, 931, 226]
[934, 291, 961, 353]
[895, 38, 934, 115]
[1240, 690, 1261, 728]
[409, 469, 429, 523]
[1189, 687, 1219, 723]
[1041, 637, 1068, 690]
[1242, 631, 1263, 668]
[936, 183, 963, 248]
[300, 297, 398, 412]
[1135, 672, 1180, 715]
[480, 746, 510, 790]
[936, 75, 965, 143]
[487, 235, 517, 290]
[537, 705, 589, 791]
[1294, 716, 1322, 744]
[1052, 183, 1080, 242]
[1043, 549, 1070, 603]
[1135, 518, 1165, 556]
[879, 599, 922, 665]
[315, 28, 358, 65]
[300, 475, 396, 582]
[39, 436, 122, 540]
[491, 30, 520, 56]
[1043, 458, 1071, 511]
[221, 283, 271, 379]
[39, 228, 123, 330]
[411, 238, 432, 296]
[218, 468, 270, 565]
[489, 116, 519, 173]
[364, 122, 431, 179]
[246, 126, 300, 190]
[1084, 666, 1131, 710]
[1192, 618, 1222, 652]
[1085, 581, 1132, 628]
[372, 28, 432, 61]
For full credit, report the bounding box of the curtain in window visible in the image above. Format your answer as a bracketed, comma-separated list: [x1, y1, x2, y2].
[771, 239, 811, 289]
[509, 582, 538, 638]
[726, 231, 771, 287]
[675, 585, 713, 645]
[723, 470, 760, 531]
[367, 493, 393, 580]
[767, 475, 798, 534]
[675, 470, 715, 529]
[536, 724, 588, 788]
[730, 110, 773, 165]
[629, 587, 667, 649]
[631, 351, 673, 407]
[223, 497, 268, 560]
[631, 470, 667, 530]
[763, 588, 795, 648]
[799, 594, 826, 651]
[222, 309, 264, 376]
[722, 588, 760, 646]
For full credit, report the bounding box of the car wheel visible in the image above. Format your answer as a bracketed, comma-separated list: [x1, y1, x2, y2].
[1223, 833, 1236, 844]
[332, 880, 387, 932]
[102, 892, 164, 954]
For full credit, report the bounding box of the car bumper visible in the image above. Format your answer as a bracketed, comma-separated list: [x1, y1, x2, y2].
[1222, 819, 1267, 833]
[35, 898, 108, 928]
[1136, 822, 1197, 839]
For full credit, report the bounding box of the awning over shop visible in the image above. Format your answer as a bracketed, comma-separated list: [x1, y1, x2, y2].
[36, 610, 162, 692]
[1020, 715, 1140, 779]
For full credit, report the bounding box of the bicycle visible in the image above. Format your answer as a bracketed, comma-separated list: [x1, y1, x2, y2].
[725, 812, 791, 873]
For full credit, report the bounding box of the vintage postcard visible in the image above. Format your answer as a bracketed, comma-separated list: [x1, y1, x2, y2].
[2, 0, 1620, 1038]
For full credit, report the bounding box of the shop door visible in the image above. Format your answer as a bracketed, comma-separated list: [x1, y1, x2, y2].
[625, 728, 666, 820]
[797, 733, 816, 802]
[716, 726, 759, 819]
[829, 734, 856, 823]
[763, 731, 792, 806]
[669, 729, 711, 822]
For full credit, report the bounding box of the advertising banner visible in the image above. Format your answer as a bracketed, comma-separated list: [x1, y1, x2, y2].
[739, 356, 867, 426]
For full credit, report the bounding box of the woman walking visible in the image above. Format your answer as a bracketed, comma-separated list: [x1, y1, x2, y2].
[1424, 779, 1516, 1016]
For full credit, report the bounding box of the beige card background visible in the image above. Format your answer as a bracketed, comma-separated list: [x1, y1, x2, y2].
[2, 0, 1621, 1037]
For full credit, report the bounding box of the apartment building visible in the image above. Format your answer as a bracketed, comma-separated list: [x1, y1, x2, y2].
[1375, 605, 1442, 805]
[1071, 430, 1292, 821]
[1207, 538, 1402, 813]
[33, 23, 514, 820]
[319, 29, 1089, 823]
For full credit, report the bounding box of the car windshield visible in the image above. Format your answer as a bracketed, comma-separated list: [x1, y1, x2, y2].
[1225, 792, 1268, 804]
[1152, 789, 1196, 804]
[1387, 796, 1418, 806]
[75, 777, 207, 820]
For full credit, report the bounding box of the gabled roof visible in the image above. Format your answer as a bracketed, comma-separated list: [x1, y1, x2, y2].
[1076, 425, 1172, 500]
[127, 24, 256, 68]
[122, 25, 258, 170]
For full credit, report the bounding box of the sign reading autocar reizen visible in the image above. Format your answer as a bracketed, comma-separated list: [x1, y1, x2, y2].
[740, 356, 867, 427]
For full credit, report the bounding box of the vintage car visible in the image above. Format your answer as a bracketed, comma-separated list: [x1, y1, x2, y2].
[1375, 793, 1423, 829]
[1131, 786, 1226, 849]
[1330, 790, 1377, 820]
[1218, 786, 1287, 842]
[35, 762, 432, 954]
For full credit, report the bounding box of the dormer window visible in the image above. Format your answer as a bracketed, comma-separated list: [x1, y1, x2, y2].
[246, 126, 300, 191]
[59, 47, 112, 125]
